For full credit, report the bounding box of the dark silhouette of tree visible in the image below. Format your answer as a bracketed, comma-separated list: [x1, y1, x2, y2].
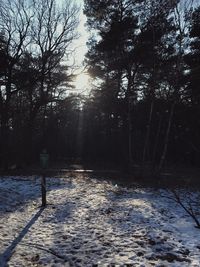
[0, 0, 80, 168]
[83, 0, 200, 173]
[0, 0, 199, 173]
[183, 5, 200, 160]
[0, 0, 33, 168]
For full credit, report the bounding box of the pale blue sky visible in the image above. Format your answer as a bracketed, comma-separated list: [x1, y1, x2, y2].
[74, 0, 89, 67]
[72, 0, 90, 92]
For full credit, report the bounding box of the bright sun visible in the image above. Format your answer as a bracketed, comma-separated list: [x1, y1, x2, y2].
[74, 72, 91, 93]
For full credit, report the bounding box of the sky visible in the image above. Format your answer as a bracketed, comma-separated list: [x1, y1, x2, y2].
[73, 0, 89, 67]
[71, 0, 91, 93]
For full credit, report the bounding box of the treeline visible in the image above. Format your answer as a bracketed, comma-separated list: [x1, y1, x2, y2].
[0, 0, 200, 173]
[81, 0, 200, 172]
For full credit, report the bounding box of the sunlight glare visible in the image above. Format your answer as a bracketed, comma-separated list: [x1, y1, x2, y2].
[75, 73, 91, 93]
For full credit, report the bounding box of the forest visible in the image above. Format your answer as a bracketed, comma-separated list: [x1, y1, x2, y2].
[0, 0, 200, 176]
[1, 1, 200, 266]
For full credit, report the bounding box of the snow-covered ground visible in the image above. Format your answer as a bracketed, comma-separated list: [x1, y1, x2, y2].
[0, 175, 200, 267]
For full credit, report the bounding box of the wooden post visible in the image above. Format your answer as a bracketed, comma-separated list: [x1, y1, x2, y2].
[41, 174, 46, 207]
[40, 150, 49, 207]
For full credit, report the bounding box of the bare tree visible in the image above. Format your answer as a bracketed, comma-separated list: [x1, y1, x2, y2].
[158, 0, 194, 172]
[30, 0, 79, 106]
[0, 0, 80, 166]
[24, 0, 80, 160]
[163, 188, 200, 229]
[0, 0, 34, 168]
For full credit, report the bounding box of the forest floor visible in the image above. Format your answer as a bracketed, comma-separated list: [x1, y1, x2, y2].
[0, 174, 200, 267]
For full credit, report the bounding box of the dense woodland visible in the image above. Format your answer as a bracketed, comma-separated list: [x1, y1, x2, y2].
[0, 0, 200, 174]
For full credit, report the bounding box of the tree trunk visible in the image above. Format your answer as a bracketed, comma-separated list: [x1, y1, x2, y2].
[128, 99, 133, 165]
[126, 65, 139, 170]
[24, 105, 40, 164]
[152, 113, 162, 163]
[142, 100, 154, 163]
[158, 101, 175, 172]
[0, 106, 9, 170]
[127, 74, 134, 168]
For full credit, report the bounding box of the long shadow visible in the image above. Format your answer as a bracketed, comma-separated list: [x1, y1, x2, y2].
[0, 176, 75, 213]
[0, 207, 44, 266]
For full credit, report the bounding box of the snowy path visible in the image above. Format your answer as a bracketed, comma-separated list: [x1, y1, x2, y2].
[0, 175, 200, 266]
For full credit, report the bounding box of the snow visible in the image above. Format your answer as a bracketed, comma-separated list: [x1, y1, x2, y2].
[0, 175, 200, 266]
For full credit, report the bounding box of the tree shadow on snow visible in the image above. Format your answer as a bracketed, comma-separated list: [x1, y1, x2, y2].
[0, 207, 44, 266]
[0, 176, 75, 213]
